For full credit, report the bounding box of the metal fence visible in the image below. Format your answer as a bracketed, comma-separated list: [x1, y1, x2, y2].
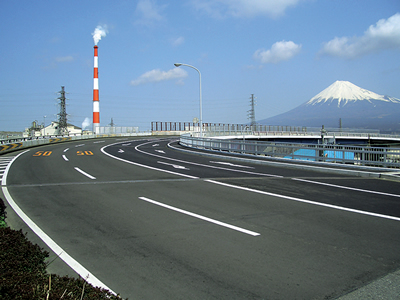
[180, 134, 400, 168]
[95, 126, 139, 135]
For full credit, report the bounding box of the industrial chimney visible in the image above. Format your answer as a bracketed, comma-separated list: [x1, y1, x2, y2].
[93, 45, 99, 132]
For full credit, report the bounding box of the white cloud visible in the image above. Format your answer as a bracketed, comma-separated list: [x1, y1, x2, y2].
[134, 0, 166, 26]
[171, 36, 185, 47]
[320, 13, 400, 59]
[253, 40, 302, 64]
[130, 68, 188, 86]
[191, 0, 301, 18]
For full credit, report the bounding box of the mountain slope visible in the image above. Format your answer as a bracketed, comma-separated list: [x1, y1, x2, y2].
[258, 81, 400, 132]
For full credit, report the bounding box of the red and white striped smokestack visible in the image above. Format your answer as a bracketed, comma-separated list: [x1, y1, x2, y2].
[93, 45, 99, 132]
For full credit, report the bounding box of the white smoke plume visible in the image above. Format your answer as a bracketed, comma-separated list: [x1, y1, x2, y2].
[92, 25, 108, 45]
[82, 117, 91, 130]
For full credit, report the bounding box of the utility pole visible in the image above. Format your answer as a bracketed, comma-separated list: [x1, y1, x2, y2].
[57, 86, 68, 135]
[248, 94, 256, 127]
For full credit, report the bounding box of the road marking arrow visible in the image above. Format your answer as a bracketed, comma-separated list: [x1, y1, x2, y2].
[157, 161, 189, 170]
[210, 161, 254, 169]
[118, 149, 125, 153]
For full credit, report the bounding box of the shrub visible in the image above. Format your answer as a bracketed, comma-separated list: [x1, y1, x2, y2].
[0, 197, 6, 228]
[0, 198, 127, 299]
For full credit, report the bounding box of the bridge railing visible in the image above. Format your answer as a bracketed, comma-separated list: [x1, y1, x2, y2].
[180, 134, 400, 168]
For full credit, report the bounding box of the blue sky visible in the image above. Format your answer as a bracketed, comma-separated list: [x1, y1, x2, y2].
[1, 0, 399, 131]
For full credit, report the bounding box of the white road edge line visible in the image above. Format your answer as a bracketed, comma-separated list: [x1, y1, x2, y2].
[139, 197, 260, 236]
[74, 167, 96, 180]
[206, 179, 400, 222]
[1, 151, 115, 293]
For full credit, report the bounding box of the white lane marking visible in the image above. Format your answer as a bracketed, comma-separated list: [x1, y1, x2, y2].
[292, 178, 400, 198]
[75, 144, 85, 148]
[101, 143, 198, 179]
[1, 151, 29, 186]
[74, 167, 96, 180]
[155, 150, 165, 154]
[63, 148, 69, 153]
[168, 141, 399, 199]
[62, 155, 69, 161]
[157, 161, 189, 170]
[93, 140, 105, 144]
[210, 161, 254, 169]
[139, 197, 260, 236]
[121, 143, 131, 146]
[136, 141, 281, 178]
[206, 179, 400, 222]
[152, 144, 159, 147]
[0, 151, 114, 293]
[118, 149, 125, 153]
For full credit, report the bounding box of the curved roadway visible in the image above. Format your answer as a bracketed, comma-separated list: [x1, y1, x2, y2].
[2, 137, 400, 299]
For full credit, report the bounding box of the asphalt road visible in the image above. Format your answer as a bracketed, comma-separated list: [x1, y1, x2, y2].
[2, 136, 400, 299]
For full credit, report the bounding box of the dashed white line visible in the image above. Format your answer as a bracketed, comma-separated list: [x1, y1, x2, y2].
[139, 196, 260, 236]
[74, 167, 96, 180]
[62, 155, 69, 161]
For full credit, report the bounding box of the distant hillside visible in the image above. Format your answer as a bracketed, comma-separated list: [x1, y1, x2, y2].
[258, 81, 400, 133]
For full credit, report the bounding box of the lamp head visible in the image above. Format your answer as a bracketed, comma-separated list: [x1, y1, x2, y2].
[174, 63, 182, 67]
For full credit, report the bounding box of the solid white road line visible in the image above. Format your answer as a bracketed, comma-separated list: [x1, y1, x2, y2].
[1, 151, 115, 293]
[101, 143, 198, 179]
[139, 196, 260, 236]
[74, 167, 96, 180]
[2, 187, 115, 293]
[206, 179, 400, 222]
[292, 177, 400, 198]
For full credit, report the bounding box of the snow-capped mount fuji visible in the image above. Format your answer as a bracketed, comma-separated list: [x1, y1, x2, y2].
[259, 81, 400, 132]
[306, 81, 400, 107]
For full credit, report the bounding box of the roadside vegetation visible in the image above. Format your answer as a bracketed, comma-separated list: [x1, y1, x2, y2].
[0, 198, 127, 299]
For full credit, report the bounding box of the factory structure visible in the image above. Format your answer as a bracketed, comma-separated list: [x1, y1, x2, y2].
[23, 121, 82, 138]
[93, 45, 100, 132]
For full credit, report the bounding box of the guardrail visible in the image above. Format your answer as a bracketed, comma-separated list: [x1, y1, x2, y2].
[0, 132, 151, 155]
[180, 134, 400, 168]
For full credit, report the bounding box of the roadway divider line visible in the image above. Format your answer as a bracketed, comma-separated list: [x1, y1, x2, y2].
[292, 178, 400, 198]
[205, 179, 400, 222]
[100, 143, 199, 179]
[74, 167, 96, 180]
[138, 196, 260, 237]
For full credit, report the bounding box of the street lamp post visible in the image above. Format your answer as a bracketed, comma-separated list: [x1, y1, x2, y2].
[174, 63, 202, 137]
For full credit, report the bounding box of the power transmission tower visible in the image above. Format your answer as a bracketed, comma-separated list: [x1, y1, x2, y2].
[57, 86, 68, 135]
[109, 118, 115, 127]
[248, 94, 256, 126]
